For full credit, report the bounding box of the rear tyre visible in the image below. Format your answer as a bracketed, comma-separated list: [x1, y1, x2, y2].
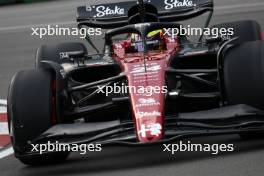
[7, 69, 69, 166]
[212, 20, 262, 43]
[36, 42, 87, 68]
[223, 41, 264, 139]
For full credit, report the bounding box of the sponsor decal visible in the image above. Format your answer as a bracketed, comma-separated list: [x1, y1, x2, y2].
[136, 111, 161, 118]
[87, 5, 125, 18]
[138, 123, 162, 138]
[136, 98, 160, 107]
[131, 65, 161, 74]
[164, 0, 196, 10]
[135, 23, 151, 28]
[59, 52, 69, 59]
[138, 98, 157, 104]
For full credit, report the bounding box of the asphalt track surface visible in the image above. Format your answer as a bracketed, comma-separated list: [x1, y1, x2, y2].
[1, 0, 264, 175]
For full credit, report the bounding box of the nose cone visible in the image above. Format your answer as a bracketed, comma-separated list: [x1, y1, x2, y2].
[134, 98, 164, 142]
[136, 118, 163, 142]
[125, 59, 167, 143]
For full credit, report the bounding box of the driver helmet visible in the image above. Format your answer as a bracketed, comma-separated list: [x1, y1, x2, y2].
[130, 29, 165, 51]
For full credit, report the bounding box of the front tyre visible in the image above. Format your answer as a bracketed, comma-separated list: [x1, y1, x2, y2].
[223, 41, 264, 139]
[7, 69, 69, 166]
[212, 20, 262, 43]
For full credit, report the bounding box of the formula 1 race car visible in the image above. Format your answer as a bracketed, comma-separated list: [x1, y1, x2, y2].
[7, 0, 264, 165]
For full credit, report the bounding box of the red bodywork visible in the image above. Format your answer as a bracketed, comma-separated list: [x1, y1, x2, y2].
[112, 36, 180, 142]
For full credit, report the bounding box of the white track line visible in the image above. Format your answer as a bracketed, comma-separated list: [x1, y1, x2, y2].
[0, 99, 7, 106]
[0, 107, 6, 113]
[0, 99, 7, 113]
[0, 123, 8, 135]
[0, 99, 13, 159]
[0, 147, 14, 159]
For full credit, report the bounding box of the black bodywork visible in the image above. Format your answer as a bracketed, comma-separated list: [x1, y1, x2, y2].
[15, 0, 264, 157]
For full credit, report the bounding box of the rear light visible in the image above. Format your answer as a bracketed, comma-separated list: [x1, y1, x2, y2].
[260, 32, 263, 40]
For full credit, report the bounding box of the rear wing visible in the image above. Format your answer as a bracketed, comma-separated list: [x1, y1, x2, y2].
[77, 0, 214, 28]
